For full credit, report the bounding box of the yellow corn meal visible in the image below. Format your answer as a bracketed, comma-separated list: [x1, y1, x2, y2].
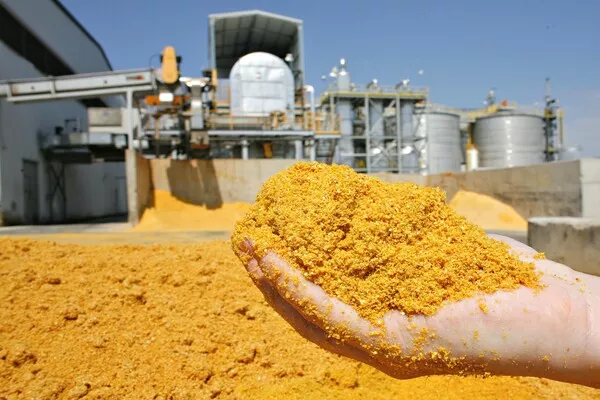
[232, 162, 540, 321]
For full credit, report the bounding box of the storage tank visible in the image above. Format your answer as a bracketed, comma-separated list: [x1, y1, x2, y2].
[473, 112, 545, 168]
[416, 111, 462, 174]
[229, 52, 294, 122]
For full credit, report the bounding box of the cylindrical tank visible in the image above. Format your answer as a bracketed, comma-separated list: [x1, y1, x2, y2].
[229, 52, 294, 122]
[420, 111, 462, 174]
[473, 112, 545, 168]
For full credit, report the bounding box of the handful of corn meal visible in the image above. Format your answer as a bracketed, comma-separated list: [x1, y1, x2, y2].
[232, 162, 540, 322]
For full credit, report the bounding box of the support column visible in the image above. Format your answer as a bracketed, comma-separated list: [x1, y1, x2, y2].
[126, 90, 134, 150]
[126, 149, 139, 225]
[47, 160, 66, 223]
[395, 96, 402, 173]
[241, 139, 249, 160]
[125, 90, 139, 225]
[365, 95, 371, 173]
[401, 101, 416, 173]
[294, 139, 303, 160]
[368, 99, 385, 171]
[309, 139, 316, 161]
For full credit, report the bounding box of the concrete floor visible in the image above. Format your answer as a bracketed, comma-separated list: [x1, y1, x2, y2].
[0, 223, 231, 245]
[0, 223, 528, 246]
[0, 222, 131, 235]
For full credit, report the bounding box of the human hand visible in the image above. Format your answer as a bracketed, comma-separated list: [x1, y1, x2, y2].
[234, 234, 600, 388]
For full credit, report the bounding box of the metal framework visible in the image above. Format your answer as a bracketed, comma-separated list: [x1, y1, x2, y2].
[0, 68, 154, 102]
[0, 68, 156, 157]
[319, 82, 428, 103]
[318, 87, 427, 173]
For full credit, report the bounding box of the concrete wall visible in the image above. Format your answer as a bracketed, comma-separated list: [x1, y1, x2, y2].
[137, 159, 591, 220]
[581, 158, 600, 219]
[137, 152, 152, 218]
[371, 162, 588, 220]
[149, 159, 299, 206]
[127, 157, 597, 233]
[0, 42, 126, 225]
[528, 217, 600, 276]
[427, 161, 583, 218]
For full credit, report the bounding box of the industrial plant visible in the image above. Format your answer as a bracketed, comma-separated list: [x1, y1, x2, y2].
[0, 1, 599, 399]
[0, 7, 577, 226]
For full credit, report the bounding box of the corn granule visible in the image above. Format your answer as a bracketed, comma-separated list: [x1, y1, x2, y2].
[232, 162, 540, 321]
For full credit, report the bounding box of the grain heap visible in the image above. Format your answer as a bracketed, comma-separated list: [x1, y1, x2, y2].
[133, 190, 251, 232]
[1, 237, 597, 399]
[448, 190, 527, 231]
[232, 162, 540, 321]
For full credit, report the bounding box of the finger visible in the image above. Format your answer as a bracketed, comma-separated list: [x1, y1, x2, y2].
[249, 265, 420, 380]
[232, 237, 256, 265]
[257, 273, 378, 365]
[257, 251, 386, 354]
[242, 251, 388, 369]
[240, 242, 424, 377]
[239, 239, 369, 360]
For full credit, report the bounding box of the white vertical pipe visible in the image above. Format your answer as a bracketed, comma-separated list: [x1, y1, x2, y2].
[294, 139, 303, 160]
[241, 139, 249, 160]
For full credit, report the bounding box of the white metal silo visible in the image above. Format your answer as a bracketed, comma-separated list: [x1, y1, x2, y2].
[416, 111, 462, 174]
[473, 112, 545, 168]
[385, 108, 461, 174]
[229, 52, 295, 122]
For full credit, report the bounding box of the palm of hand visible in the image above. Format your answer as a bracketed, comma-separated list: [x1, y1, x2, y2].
[235, 234, 600, 387]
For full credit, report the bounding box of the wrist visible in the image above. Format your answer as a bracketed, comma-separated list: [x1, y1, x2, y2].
[575, 292, 600, 387]
[470, 288, 600, 388]
[530, 291, 600, 388]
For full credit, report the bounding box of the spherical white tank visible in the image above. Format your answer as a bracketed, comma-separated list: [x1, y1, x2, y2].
[229, 52, 294, 121]
[473, 113, 545, 168]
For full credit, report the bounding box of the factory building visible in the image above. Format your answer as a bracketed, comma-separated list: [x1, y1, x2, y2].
[0, 0, 125, 225]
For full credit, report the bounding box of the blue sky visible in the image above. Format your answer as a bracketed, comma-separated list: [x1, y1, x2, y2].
[61, 0, 600, 156]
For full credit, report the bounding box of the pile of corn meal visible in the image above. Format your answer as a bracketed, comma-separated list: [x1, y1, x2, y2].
[2, 237, 595, 399]
[232, 162, 540, 321]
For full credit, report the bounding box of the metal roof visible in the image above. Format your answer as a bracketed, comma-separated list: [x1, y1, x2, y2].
[208, 10, 304, 87]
